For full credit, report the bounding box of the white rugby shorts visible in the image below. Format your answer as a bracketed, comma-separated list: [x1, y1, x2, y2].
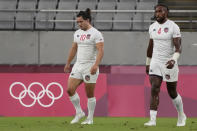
[149, 60, 179, 82]
[69, 62, 99, 83]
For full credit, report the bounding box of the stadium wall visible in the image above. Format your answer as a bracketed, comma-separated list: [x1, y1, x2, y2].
[0, 31, 197, 117]
[0, 66, 197, 117]
[0, 31, 197, 65]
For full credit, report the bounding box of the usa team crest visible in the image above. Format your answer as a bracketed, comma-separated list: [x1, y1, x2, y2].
[164, 27, 169, 33]
[85, 75, 90, 81]
[86, 34, 91, 39]
[165, 74, 170, 80]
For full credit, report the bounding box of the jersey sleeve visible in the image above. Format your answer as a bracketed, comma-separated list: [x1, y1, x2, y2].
[172, 23, 181, 38]
[149, 25, 153, 39]
[95, 31, 104, 44]
[73, 32, 77, 43]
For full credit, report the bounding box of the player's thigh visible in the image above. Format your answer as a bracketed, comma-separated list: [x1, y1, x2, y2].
[67, 77, 83, 92]
[149, 75, 163, 88]
[166, 81, 177, 98]
[68, 63, 83, 90]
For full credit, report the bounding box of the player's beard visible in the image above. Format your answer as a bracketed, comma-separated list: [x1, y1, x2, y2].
[156, 16, 166, 24]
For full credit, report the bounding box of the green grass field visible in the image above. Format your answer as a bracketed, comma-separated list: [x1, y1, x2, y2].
[0, 117, 196, 131]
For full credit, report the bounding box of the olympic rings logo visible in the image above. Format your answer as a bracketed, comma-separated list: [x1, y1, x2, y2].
[9, 82, 63, 108]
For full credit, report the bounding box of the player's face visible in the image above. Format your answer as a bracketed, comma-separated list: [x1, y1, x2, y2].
[155, 6, 167, 23]
[76, 16, 89, 30]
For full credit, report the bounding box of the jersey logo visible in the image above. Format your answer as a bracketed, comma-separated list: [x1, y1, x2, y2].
[85, 75, 90, 81]
[80, 34, 86, 41]
[86, 34, 91, 39]
[164, 27, 169, 33]
[157, 28, 161, 34]
[165, 74, 170, 80]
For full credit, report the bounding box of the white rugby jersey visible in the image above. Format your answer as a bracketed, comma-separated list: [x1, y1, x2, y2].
[74, 27, 104, 63]
[149, 19, 181, 63]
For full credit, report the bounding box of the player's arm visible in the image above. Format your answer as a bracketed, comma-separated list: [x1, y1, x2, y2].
[95, 42, 104, 66]
[146, 39, 153, 75]
[64, 42, 78, 73]
[166, 23, 182, 69]
[166, 37, 181, 69]
[90, 42, 104, 75]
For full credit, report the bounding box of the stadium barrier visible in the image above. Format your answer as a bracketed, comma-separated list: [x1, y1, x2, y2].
[0, 66, 197, 117]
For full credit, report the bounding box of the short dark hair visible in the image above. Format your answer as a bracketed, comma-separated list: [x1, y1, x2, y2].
[77, 8, 92, 22]
[155, 4, 169, 12]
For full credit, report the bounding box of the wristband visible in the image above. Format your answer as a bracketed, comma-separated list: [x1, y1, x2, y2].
[172, 52, 180, 61]
[146, 57, 151, 65]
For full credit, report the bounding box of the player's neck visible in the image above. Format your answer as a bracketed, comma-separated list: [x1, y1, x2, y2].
[84, 24, 92, 31]
[87, 25, 92, 30]
[158, 18, 168, 24]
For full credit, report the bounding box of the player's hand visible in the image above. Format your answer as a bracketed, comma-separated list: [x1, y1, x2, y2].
[90, 65, 98, 75]
[64, 64, 70, 73]
[166, 60, 175, 69]
[146, 65, 150, 75]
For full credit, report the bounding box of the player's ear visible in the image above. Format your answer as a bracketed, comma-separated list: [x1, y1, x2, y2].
[87, 19, 89, 23]
[87, 18, 91, 24]
[165, 11, 168, 17]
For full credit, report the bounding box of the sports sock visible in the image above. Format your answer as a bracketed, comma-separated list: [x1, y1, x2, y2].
[69, 93, 83, 114]
[150, 110, 157, 121]
[172, 94, 184, 115]
[87, 97, 96, 120]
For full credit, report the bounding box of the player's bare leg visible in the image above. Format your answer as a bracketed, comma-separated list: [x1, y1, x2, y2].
[81, 83, 96, 125]
[67, 78, 85, 124]
[144, 75, 162, 126]
[167, 82, 186, 126]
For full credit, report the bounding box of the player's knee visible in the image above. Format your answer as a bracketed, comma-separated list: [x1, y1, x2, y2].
[151, 86, 160, 94]
[169, 95, 176, 99]
[168, 92, 177, 99]
[86, 93, 94, 98]
[152, 82, 160, 88]
[85, 90, 94, 98]
[67, 88, 75, 96]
